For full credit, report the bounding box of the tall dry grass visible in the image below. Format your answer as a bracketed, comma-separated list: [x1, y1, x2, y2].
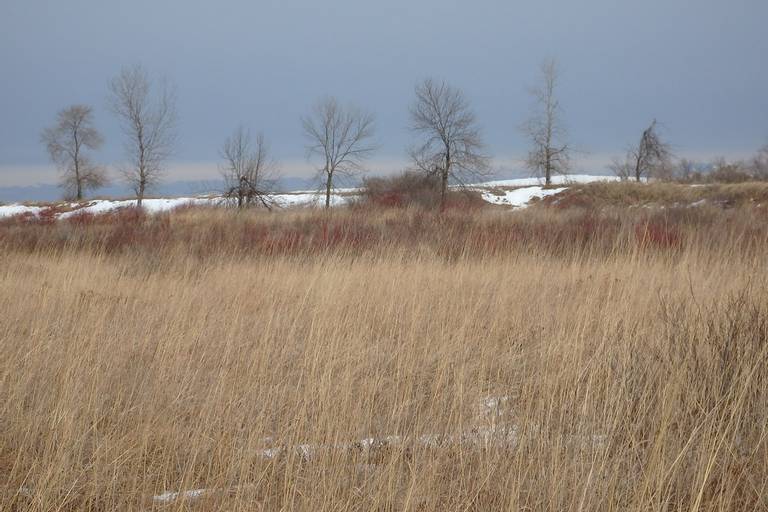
[1, 205, 767, 511]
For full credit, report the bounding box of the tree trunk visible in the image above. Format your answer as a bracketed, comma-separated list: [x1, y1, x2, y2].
[545, 149, 552, 186]
[440, 170, 448, 212]
[325, 170, 333, 209]
[138, 138, 146, 207]
[238, 176, 247, 209]
[73, 135, 82, 200]
[137, 176, 145, 208]
[440, 147, 450, 212]
[75, 164, 83, 201]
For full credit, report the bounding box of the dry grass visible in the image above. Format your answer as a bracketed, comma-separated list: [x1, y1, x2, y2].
[542, 181, 768, 209]
[1, 204, 767, 511]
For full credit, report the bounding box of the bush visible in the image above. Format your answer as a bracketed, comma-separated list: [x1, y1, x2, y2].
[361, 171, 442, 208]
[360, 171, 486, 211]
[708, 161, 753, 183]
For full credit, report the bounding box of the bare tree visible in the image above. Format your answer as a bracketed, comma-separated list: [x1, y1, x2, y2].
[608, 157, 633, 181]
[302, 97, 376, 209]
[108, 65, 177, 207]
[220, 126, 278, 209]
[675, 158, 699, 182]
[751, 143, 768, 180]
[610, 120, 672, 182]
[709, 156, 751, 183]
[40, 105, 106, 200]
[522, 59, 570, 185]
[651, 158, 677, 182]
[409, 78, 490, 210]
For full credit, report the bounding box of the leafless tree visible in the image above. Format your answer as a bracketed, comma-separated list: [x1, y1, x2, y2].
[751, 143, 768, 180]
[522, 59, 570, 185]
[409, 78, 490, 210]
[608, 157, 633, 181]
[40, 105, 106, 200]
[675, 158, 699, 182]
[709, 156, 751, 183]
[108, 65, 177, 206]
[302, 97, 376, 209]
[651, 159, 678, 182]
[614, 119, 672, 182]
[220, 126, 278, 209]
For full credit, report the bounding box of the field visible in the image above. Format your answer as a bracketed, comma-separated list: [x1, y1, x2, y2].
[1, 185, 767, 511]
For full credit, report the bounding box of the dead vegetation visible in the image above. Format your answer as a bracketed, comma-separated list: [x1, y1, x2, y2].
[540, 180, 768, 210]
[0, 201, 767, 511]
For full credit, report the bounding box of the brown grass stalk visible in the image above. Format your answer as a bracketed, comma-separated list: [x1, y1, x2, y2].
[1, 204, 766, 510]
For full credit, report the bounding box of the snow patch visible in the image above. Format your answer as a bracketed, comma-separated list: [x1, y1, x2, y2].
[0, 193, 352, 221]
[0, 175, 624, 218]
[24, 395, 603, 505]
[58, 197, 225, 219]
[0, 204, 45, 218]
[472, 174, 620, 188]
[480, 186, 567, 207]
[153, 488, 209, 503]
[272, 193, 350, 208]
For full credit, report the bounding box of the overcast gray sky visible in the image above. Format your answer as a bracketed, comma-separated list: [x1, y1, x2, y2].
[1, 0, 766, 191]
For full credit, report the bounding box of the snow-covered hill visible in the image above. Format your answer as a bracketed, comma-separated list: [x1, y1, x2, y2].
[0, 175, 619, 219]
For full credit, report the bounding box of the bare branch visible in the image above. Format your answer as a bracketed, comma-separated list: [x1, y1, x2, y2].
[521, 58, 571, 185]
[751, 143, 768, 180]
[219, 126, 279, 209]
[611, 120, 673, 182]
[40, 105, 107, 200]
[409, 78, 490, 210]
[302, 97, 376, 208]
[108, 64, 177, 206]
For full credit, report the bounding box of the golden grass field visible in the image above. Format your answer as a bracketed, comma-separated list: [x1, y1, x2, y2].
[1, 190, 767, 510]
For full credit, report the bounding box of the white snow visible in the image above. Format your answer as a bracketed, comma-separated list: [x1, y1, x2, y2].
[0, 175, 632, 219]
[153, 488, 209, 503]
[480, 186, 567, 208]
[57, 197, 225, 219]
[289, 187, 361, 195]
[468, 174, 621, 208]
[0, 204, 44, 218]
[480, 396, 510, 413]
[471, 174, 620, 188]
[271, 193, 350, 208]
[33, 394, 603, 505]
[0, 193, 351, 221]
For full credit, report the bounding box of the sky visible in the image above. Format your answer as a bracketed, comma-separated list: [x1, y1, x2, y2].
[1, 0, 767, 198]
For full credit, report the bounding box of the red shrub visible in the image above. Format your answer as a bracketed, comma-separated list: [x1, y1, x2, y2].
[374, 192, 405, 208]
[36, 206, 65, 225]
[65, 211, 96, 226]
[635, 219, 682, 249]
[106, 207, 145, 225]
[361, 172, 441, 209]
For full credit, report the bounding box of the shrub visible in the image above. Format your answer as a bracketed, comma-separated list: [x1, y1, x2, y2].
[634, 218, 681, 249]
[65, 211, 96, 226]
[360, 171, 487, 211]
[361, 171, 442, 209]
[708, 159, 753, 183]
